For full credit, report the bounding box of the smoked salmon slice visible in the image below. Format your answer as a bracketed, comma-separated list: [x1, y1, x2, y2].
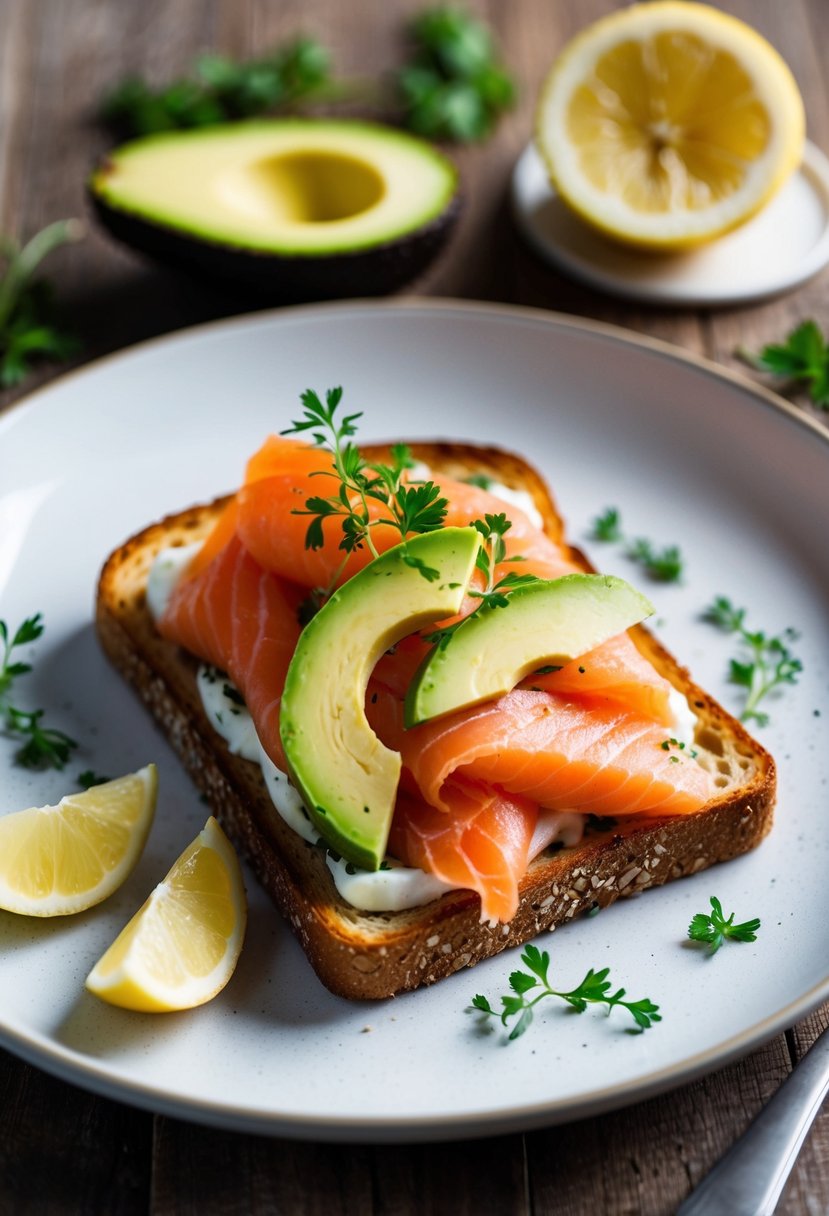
[370, 685, 713, 820]
[158, 535, 302, 772]
[158, 432, 716, 924]
[388, 787, 537, 924]
[234, 435, 574, 591]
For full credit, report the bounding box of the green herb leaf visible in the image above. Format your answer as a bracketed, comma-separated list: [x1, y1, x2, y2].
[77, 769, 112, 790]
[0, 614, 79, 770]
[626, 538, 683, 582]
[284, 387, 450, 606]
[7, 707, 77, 770]
[703, 597, 802, 724]
[687, 896, 761, 955]
[739, 320, 829, 409]
[591, 506, 623, 542]
[590, 508, 683, 581]
[470, 946, 660, 1040]
[397, 7, 515, 142]
[0, 222, 82, 387]
[100, 38, 331, 138]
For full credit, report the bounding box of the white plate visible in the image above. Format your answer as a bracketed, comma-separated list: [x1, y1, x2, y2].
[512, 140, 829, 306]
[1, 301, 828, 1142]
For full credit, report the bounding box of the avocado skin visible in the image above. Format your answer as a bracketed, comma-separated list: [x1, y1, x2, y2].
[88, 186, 461, 302]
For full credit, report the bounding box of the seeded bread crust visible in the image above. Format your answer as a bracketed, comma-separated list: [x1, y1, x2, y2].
[95, 442, 776, 1000]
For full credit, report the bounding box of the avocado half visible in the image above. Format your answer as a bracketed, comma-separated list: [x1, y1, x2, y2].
[88, 119, 460, 300]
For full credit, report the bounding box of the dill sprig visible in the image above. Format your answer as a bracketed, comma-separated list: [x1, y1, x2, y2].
[0, 615, 78, 769]
[470, 943, 661, 1041]
[687, 896, 761, 955]
[703, 596, 802, 726]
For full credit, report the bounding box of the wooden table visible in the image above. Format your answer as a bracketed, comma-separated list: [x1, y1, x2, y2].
[1, 1, 827, 1211]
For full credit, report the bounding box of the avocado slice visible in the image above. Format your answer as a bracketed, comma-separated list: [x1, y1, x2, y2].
[404, 573, 654, 727]
[89, 119, 459, 301]
[279, 527, 480, 871]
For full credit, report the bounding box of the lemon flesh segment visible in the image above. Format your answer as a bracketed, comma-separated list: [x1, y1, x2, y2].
[0, 765, 157, 917]
[537, 2, 805, 249]
[85, 816, 247, 1013]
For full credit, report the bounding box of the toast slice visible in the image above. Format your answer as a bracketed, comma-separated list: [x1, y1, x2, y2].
[96, 442, 775, 1000]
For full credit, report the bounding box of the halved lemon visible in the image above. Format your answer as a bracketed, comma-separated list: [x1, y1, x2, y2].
[536, 1, 805, 249]
[85, 816, 246, 1012]
[0, 764, 157, 916]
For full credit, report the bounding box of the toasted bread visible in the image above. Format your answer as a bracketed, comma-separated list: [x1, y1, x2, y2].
[95, 442, 775, 1000]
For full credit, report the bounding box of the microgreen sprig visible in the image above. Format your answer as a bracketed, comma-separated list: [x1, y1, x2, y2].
[0, 615, 78, 770]
[423, 513, 538, 648]
[687, 896, 761, 955]
[590, 507, 683, 582]
[703, 596, 802, 726]
[283, 388, 449, 606]
[0, 221, 82, 388]
[470, 943, 661, 1041]
[738, 320, 829, 410]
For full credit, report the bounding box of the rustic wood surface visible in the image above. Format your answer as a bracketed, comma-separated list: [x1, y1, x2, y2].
[1, 1, 827, 1212]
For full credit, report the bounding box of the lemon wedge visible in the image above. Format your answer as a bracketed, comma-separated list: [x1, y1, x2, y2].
[536, 1, 805, 249]
[85, 816, 246, 1012]
[0, 765, 157, 917]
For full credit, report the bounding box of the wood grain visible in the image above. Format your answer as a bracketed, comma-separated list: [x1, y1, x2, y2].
[1, 0, 827, 1212]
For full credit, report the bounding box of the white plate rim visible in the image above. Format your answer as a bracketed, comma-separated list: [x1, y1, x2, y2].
[1, 296, 827, 1141]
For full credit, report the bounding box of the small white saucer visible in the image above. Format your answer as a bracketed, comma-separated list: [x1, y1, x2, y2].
[511, 139, 829, 307]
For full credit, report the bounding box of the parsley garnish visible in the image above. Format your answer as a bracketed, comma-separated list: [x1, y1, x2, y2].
[591, 506, 623, 542]
[424, 513, 538, 648]
[0, 221, 82, 388]
[687, 896, 761, 954]
[703, 596, 802, 726]
[397, 7, 516, 142]
[283, 388, 449, 606]
[590, 508, 683, 582]
[0, 615, 78, 769]
[100, 39, 331, 137]
[738, 320, 829, 409]
[470, 943, 660, 1040]
[77, 769, 112, 790]
[625, 538, 683, 583]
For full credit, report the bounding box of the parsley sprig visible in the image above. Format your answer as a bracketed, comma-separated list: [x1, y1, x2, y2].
[0, 220, 82, 388]
[283, 388, 449, 601]
[738, 320, 829, 410]
[424, 513, 538, 648]
[0, 615, 78, 769]
[397, 7, 515, 142]
[77, 769, 112, 790]
[471, 944, 661, 1040]
[703, 596, 802, 726]
[687, 896, 761, 955]
[591, 508, 683, 582]
[100, 39, 332, 138]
